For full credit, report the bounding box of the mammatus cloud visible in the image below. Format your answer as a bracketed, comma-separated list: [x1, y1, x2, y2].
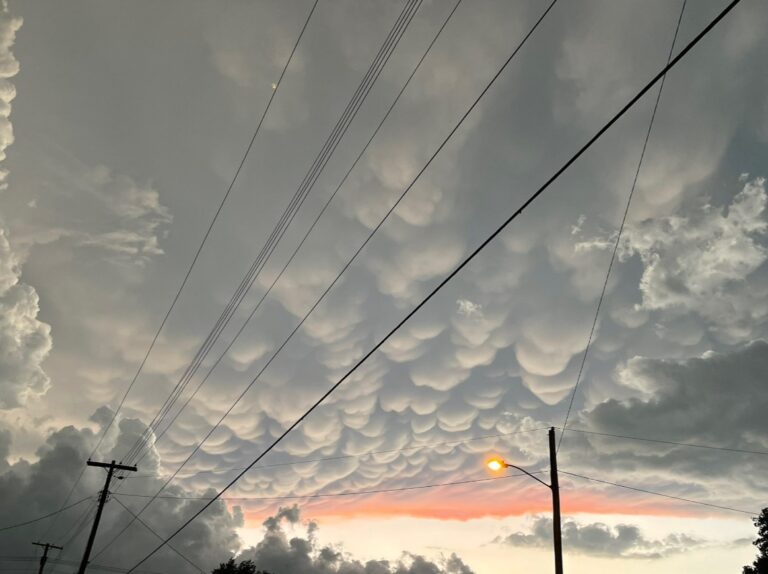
[497, 515, 702, 559]
[238, 504, 475, 574]
[0, 2, 51, 409]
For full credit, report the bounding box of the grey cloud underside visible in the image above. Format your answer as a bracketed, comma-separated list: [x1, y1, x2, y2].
[0, 0, 766, 562]
[563, 341, 768, 511]
[497, 515, 704, 559]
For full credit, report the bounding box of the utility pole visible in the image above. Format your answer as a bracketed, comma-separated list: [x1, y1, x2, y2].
[32, 541, 62, 574]
[549, 427, 563, 574]
[77, 460, 137, 574]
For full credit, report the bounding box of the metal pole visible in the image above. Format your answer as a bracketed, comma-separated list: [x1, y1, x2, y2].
[549, 427, 563, 574]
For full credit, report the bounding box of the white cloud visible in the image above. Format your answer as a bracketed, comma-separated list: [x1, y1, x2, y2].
[0, 3, 50, 410]
[620, 177, 768, 342]
[0, 229, 52, 408]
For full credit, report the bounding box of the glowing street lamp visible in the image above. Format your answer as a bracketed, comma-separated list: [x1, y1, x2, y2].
[486, 428, 563, 574]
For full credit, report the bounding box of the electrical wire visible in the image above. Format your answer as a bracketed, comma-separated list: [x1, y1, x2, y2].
[556, 427, 768, 456]
[46, 504, 97, 574]
[0, 496, 92, 533]
[102, 0, 320, 465]
[106, 1, 557, 565]
[100, 497, 205, 574]
[560, 470, 757, 516]
[557, 0, 688, 452]
[93, 1, 424, 559]
[121, 0, 422, 467]
[124, 1, 745, 570]
[114, 470, 546, 502]
[123, 0, 558, 506]
[126, 0, 465, 479]
[125, 426, 547, 480]
[0, 556, 167, 574]
[58, 502, 96, 548]
[42, 0, 321, 542]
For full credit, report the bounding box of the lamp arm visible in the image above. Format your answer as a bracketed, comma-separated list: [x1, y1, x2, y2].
[505, 463, 551, 489]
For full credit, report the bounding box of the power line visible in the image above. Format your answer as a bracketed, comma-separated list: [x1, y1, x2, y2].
[124, 0, 557, 505]
[121, 0, 423, 466]
[560, 470, 757, 516]
[557, 0, 688, 452]
[124, 1, 744, 570]
[103, 497, 205, 574]
[124, 0, 563, 567]
[99, 0, 319, 465]
[555, 427, 768, 456]
[93, 1, 424, 559]
[112, 0, 557, 565]
[125, 0, 465, 479]
[57, 503, 96, 549]
[43, 0, 321, 542]
[115, 470, 546, 502]
[124, 426, 549, 481]
[0, 497, 92, 533]
[47, 504, 95, 574]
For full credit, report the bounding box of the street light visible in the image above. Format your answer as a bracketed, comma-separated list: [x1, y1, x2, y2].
[486, 427, 563, 574]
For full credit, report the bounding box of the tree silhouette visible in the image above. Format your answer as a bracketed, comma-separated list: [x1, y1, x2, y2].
[211, 558, 269, 574]
[744, 508, 768, 574]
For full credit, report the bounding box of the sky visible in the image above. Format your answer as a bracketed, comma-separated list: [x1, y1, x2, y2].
[0, 0, 767, 573]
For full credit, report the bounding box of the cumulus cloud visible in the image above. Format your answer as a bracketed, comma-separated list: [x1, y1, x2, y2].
[497, 515, 702, 559]
[0, 2, 51, 410]
[238, 504, 476, 574]
[0, 411, 242, 573]
[0, 229, 51, 408]
[617, 177, 768, 342]
[76, 165, 172, 259]
[0, 0, 20, 178]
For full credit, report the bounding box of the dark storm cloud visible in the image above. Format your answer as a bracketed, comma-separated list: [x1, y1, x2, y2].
[497, 515, 703, 559]
[0, 411, 241, 574]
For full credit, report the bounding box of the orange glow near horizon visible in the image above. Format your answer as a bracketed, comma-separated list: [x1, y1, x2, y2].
[486, 457, 506, 472]
[228, 476, 723, 526]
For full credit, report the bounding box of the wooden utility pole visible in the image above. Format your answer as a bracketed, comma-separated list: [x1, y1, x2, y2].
[32, 541, 62, 574]
[548, 427, 563, 574]
[77, 460, 137, 574]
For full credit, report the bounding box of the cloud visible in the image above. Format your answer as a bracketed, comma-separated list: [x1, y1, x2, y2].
[589, 340, 768, 450]
[0, 411, 242, 573]
[16, 159, 173, 265]
[618, 177, 768, 342]
[0, 2, 50, 410]
[0, 0, 20, 179]
[497, 515, 702, 559]
[0, 228, 51, 408]
[238, 504, 476, 574]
